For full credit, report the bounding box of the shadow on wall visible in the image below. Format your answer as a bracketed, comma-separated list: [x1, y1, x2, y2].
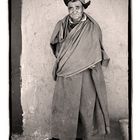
[10, 0, 23, 134]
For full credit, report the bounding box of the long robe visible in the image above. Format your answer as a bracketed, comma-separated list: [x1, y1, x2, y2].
[50, 13, 110, 139]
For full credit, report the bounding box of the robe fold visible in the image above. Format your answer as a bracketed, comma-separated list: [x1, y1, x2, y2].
[50, 13, 110, 139]
[50, 14, 110, 79]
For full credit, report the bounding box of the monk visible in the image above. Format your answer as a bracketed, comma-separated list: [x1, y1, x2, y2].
[50, 0, 110, 140]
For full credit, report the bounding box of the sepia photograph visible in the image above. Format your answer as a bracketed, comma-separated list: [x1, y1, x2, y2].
[10, 0, 130, 140]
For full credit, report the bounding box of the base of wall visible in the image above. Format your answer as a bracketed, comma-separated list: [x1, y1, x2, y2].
[11, 120, 123, 140]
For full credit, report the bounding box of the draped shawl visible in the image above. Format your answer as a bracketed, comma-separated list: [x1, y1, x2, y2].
[50, 13, 109, 79]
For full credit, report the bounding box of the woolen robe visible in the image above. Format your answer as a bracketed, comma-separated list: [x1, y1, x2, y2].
[50, 13, 110, 139]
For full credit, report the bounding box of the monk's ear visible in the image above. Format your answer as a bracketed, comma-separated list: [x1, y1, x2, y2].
[82, 5, 85, 10]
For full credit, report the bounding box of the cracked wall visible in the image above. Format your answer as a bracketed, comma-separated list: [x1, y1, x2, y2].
[21, 0, 128, 137]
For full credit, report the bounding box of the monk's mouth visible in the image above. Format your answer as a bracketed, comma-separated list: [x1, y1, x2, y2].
[71, 14, 81, 18]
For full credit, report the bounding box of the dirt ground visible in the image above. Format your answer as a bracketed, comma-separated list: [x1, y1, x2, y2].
[11, 121, 123, 140]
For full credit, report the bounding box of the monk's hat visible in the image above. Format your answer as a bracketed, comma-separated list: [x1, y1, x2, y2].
[64, 0, 91, 9]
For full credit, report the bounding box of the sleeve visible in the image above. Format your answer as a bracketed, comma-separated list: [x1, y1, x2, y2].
[50, 20, 62, 57]
[97, 24, 110, 67]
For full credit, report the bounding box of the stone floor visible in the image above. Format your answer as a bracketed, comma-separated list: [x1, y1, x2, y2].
[11, 121, 123, 140]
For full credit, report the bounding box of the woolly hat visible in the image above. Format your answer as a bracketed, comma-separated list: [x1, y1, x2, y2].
[64, 0, 91, 9]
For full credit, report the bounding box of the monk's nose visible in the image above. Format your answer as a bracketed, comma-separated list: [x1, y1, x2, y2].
[73, 9, 78, 14]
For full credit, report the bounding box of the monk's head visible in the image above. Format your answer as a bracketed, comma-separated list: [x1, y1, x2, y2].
[64, 0, 90, 23]
[68, 0, 84, 23]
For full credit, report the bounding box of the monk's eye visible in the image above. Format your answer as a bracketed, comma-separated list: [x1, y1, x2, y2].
[68, 7, 73, 11]
[76, 6, 80, 10]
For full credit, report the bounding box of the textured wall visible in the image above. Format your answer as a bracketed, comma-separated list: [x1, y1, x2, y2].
[21, 0, 128, 137]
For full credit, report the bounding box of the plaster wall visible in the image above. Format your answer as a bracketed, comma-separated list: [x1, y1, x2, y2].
[21, 0, 128, 137]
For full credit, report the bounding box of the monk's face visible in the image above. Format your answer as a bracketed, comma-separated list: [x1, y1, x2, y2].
[68, 0, 84, 23]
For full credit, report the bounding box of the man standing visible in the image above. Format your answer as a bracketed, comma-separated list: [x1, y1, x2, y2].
[50, 0, 110, 139]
